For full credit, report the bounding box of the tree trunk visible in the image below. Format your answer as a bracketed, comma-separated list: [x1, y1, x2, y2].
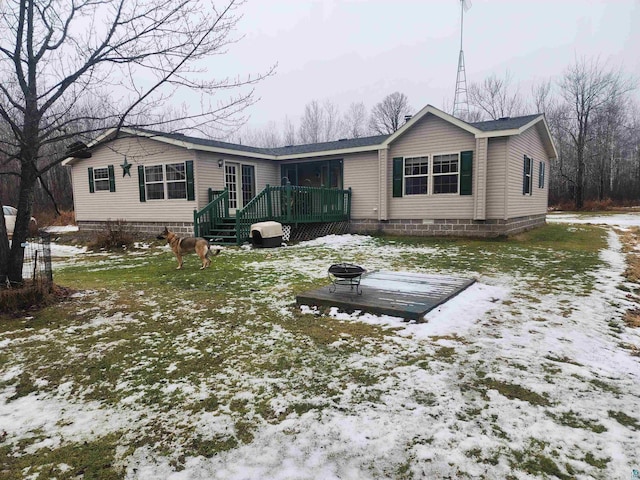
[7, 160, 38, 284]
[575, 152, 585, 209]
[0, 209, 9, 284]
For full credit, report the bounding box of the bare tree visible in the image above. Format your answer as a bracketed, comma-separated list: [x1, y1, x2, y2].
[557, 57, 635, 209]
[368, 92, 412, 135]
[322, 101, 343, 142]
[282, 116, 297, 146]
[298, 100, 345, 143]
[298, 101, 324, 144]
[342, 102, 369, 138]
[0, 0, 273, 284]
[468, 71, 525, 120]
[231, 121, 282, 148]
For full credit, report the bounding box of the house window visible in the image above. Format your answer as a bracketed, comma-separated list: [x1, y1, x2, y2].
[433, 153, 460, 194]
[144, 162, 187, 200]
[93, 167, 110, 191]
[404, 156, 429, 195]
[166, 163, 187, 199]
[539, 161, 545, 188]
[523, 155, 533, 195]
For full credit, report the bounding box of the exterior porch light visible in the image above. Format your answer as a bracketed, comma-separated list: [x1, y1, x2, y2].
[218, 159, 223, 168]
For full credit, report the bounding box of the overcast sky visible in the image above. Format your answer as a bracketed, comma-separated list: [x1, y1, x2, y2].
[212, 0, 640, 129]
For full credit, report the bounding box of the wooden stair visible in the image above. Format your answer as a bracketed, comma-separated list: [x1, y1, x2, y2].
[202, 217, 238, 245]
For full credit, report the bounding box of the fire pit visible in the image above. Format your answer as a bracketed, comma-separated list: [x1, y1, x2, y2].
[328, 263, 366, 295]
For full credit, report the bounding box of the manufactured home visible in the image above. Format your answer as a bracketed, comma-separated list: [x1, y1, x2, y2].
[64, 104, 557, 243]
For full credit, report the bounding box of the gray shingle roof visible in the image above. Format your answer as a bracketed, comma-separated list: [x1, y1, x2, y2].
[128, 128, 390, 156]
[267, 134, 390, 155]
[469, 114, 542, 132]
[124, 114, 542, 158]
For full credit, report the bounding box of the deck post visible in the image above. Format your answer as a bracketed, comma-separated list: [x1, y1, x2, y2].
[193, 209, 199, 237]
[266, 185, 272, 218]
[347, 187, 352, 219]
[286, 183, 292, 222]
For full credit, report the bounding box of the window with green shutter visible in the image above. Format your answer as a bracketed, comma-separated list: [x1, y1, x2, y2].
[88, 167, 94, 193]
[523, 155, 533, 195]
[392, 157, 403, 197]
[108, 165, 116, 192]
[89, 166, 113, 192]
[138, 165, 146, 202]
[460, 150, 473, 195]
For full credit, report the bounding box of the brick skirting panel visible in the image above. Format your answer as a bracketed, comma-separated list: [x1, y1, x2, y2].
[79, 215, 545, 241]
[349, 214, 546, 238]
[77, 220, 195, 238]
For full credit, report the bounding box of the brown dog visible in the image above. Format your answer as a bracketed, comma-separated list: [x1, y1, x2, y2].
[157, 227, 220, 270]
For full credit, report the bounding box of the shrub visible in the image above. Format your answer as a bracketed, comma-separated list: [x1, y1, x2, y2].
[89, 219, 137, 251]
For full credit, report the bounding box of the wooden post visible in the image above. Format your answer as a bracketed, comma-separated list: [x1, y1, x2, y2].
[266, 185, 272, 218]
[193, 209, 199, 236]
[286, 183, 292, 222]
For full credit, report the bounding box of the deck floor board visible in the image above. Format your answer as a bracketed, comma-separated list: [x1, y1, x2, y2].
[296, 271, 475, 321]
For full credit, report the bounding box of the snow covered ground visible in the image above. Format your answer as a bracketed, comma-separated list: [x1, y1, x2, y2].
[547, 212, 640, 228]
[1, 214, 639, 479]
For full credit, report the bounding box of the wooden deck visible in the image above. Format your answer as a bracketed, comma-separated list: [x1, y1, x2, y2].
[296, 271, 475, 321]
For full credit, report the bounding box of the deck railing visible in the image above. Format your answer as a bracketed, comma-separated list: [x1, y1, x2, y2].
[235, 185, 352, 244]
[193, 188, 229, 237]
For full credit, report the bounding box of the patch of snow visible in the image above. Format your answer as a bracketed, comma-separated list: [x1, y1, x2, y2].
[43, 225, 79, 234]
[547, 213, 640, 228]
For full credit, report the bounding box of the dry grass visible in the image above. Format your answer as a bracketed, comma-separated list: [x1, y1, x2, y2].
[549, 199, 640, 212]
[35, 209, 76, 227]
[617, 227, 640, 328]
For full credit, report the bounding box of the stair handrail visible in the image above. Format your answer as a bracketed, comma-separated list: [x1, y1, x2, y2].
[235, 185, 274, 244]
[193, 188, 229, 237]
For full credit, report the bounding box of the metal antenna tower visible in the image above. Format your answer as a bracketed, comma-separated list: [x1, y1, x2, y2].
[453, 0, 471, 118]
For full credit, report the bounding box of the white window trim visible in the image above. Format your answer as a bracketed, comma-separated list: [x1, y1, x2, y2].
[93, 166, 110, 192]
[144, 162, 187, 201]
[431, 151, 461, 195]
[403, 156, 430, 196]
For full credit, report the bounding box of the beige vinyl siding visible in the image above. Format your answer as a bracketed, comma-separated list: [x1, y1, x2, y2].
[473, 137, 488, 220]
[343, 151, 379, 219]
[506, 125, 550, 218]
[388, 113, 476, 219]
[194, 151, 278, 210]
[485, 137, 508, 219]
[71, 137, 198, 223]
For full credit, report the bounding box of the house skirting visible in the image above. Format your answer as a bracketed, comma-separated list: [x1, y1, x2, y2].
[77, 220, 194, 237]
[349, 214, 546, 238]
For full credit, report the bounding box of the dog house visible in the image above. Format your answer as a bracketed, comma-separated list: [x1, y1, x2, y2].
[250, 221, 283, 248]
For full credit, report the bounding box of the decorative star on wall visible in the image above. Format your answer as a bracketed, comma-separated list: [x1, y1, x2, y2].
[121, 157, 132, 177]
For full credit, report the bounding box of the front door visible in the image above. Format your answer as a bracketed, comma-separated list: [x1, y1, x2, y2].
[225, 162, 256, 214]
[225, 162, 242, 214]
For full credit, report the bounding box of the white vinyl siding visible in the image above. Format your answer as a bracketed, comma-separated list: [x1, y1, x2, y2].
[388, 113, 475, 219]
[343, 151, 379, 219]
[506, 125, 550, 218]
[194, 150, 279, 210]
[485, 137, 508, 219]
[71, 137, 198, 223]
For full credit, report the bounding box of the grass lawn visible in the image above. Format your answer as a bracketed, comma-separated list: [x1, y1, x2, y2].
[1, 222, 639, 479]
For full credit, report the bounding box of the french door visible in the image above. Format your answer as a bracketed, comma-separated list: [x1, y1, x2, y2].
[225, 162, 255, 214]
